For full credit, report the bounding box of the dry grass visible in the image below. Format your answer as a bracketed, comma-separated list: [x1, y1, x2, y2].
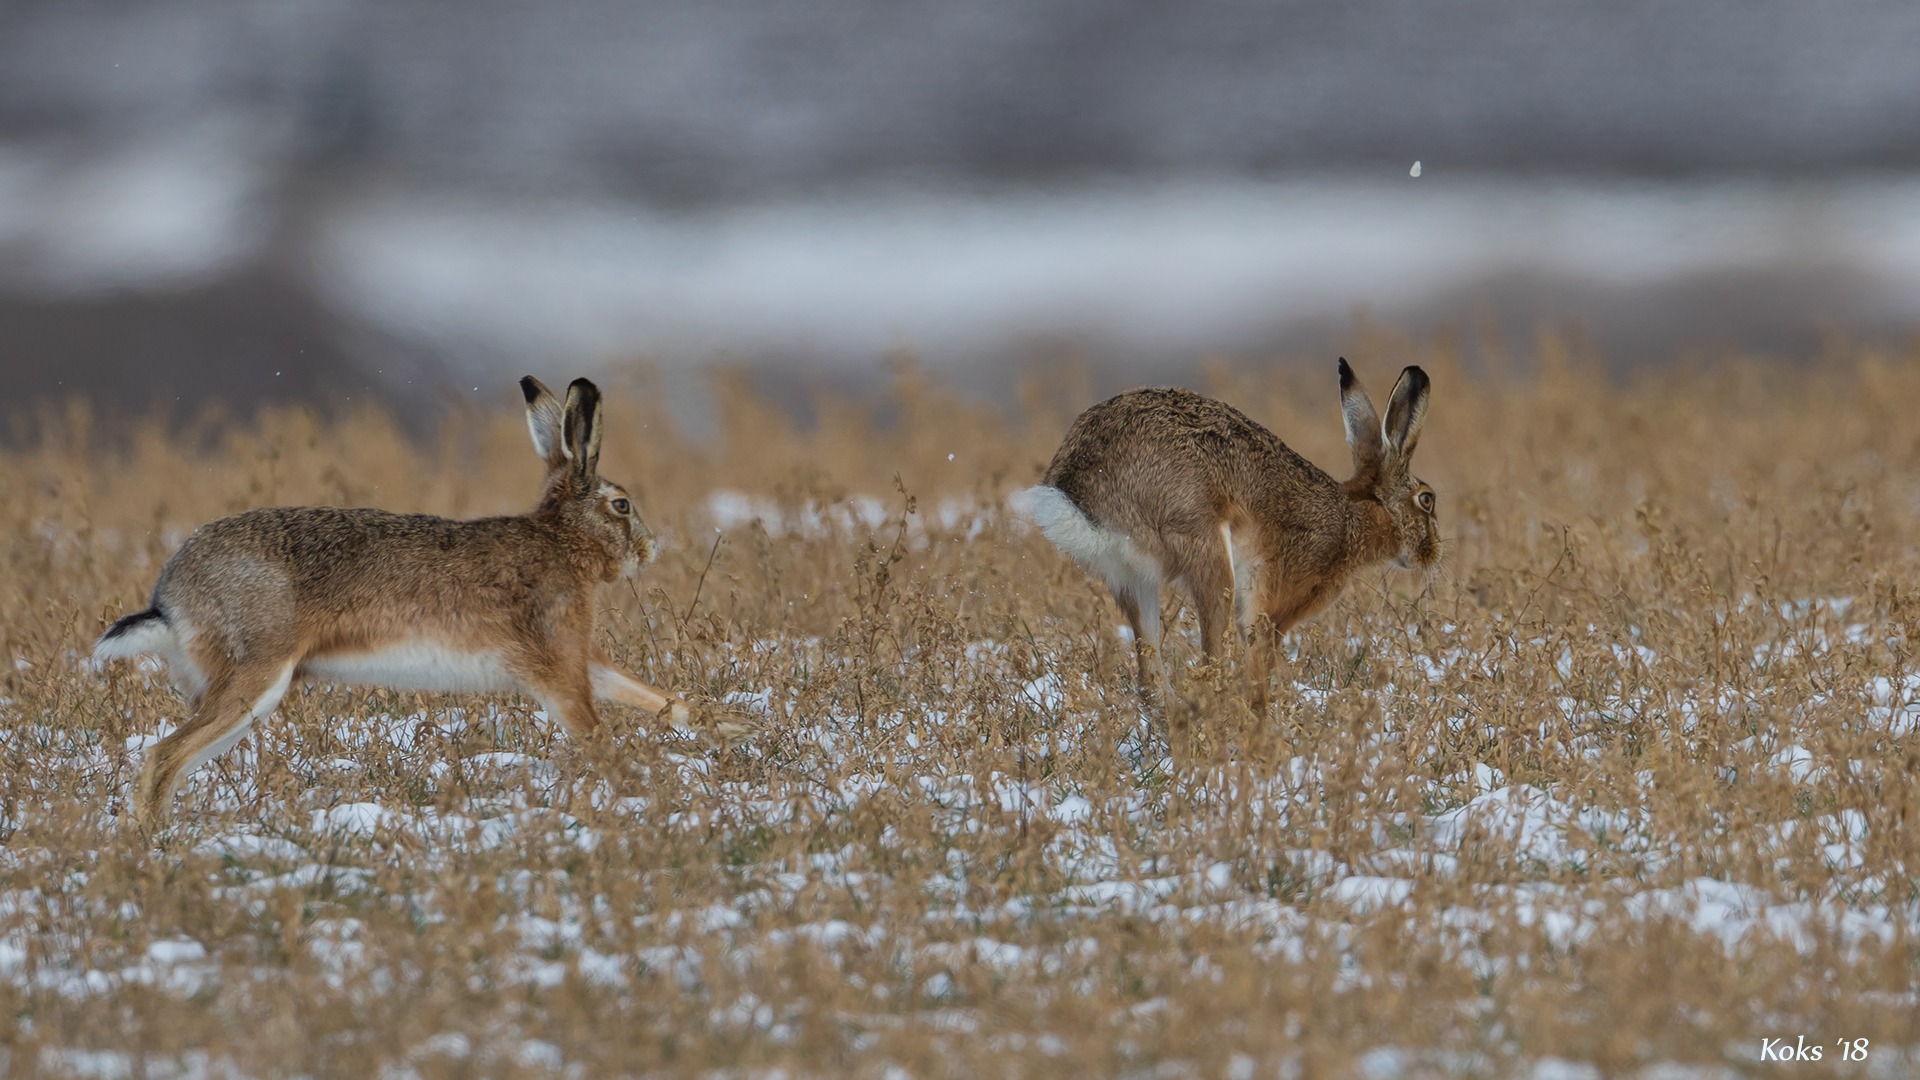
[4, 337, 1920, 1078]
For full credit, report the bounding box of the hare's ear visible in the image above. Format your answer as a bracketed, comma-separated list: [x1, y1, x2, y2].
[521, 376, 568, 468]
[562, 378, 603, 488]
[1382, 365, 1431, 461]
[1339, 358, 1384, 473]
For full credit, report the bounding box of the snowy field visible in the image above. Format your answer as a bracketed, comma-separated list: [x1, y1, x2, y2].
[4, 352, 1920, 1076]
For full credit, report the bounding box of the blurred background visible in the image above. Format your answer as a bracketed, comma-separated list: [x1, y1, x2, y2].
[4, 0, 1920, 430]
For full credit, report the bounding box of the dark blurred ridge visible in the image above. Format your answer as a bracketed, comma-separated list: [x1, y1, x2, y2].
[0, 268, 440, 441]
[4, 1, 1920, 189]
[4, 1, 1920, 432]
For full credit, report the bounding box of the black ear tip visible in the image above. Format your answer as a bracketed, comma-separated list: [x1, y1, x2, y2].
[1405, 365, 1430, 390]
[519, 376, 541, 403]
[1338, 357, 1355, 388]
[566, 378, 602, 408]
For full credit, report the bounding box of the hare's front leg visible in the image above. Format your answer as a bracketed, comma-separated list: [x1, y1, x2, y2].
[136, 655, 296, 828]
[515, 661, 605, 742]
[1247, 583, 1338, 715]
[590, 657, 693, 728]
[1246, 621, 1280, 715]
[597, 657, 763, 743]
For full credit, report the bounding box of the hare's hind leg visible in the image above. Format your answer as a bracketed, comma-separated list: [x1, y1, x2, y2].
[1109, 577, 1168, 703]
[136, 655, 296, 828]
[1183, 529, 1237, 666]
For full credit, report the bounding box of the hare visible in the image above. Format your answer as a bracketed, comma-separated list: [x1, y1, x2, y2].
[95, 376, 698, 827]
[1013, 359, 1438, 709]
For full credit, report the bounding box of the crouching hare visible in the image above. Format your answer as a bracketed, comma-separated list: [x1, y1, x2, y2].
[96, 376, 707, 827]
[1014, 359, 1439, 709]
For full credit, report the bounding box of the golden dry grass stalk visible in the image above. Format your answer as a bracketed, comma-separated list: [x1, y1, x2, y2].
[3, 339, 1919, 1077]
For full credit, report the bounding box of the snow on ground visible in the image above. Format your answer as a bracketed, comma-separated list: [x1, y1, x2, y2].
[6, 581, 1920, 1075]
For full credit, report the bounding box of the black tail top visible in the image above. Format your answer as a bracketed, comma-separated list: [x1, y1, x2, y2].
[100, 607, 165, 641]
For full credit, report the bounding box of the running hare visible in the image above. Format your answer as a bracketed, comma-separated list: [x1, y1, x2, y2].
[1014, 359, 1438, 708]
[96, 376, 697, 826]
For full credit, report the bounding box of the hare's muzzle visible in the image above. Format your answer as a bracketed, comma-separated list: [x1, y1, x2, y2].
[1394, 530, 1442, 571]
[628, 520, 659, 574]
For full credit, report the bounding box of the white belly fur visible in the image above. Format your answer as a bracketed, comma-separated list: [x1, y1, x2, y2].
[300, 641, 521, 693]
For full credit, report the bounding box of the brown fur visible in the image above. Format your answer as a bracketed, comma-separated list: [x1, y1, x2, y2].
[1024, 359, 1438, 708]
[96, 376, 693, 827]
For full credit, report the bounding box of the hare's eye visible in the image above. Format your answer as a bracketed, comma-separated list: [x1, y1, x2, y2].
[611, 497, 631, 515]
[1417, 491, 1435, 514]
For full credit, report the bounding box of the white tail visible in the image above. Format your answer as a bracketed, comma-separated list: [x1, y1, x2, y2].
[93, 610, 174, 662]
[1012, 484, 1169, 690]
